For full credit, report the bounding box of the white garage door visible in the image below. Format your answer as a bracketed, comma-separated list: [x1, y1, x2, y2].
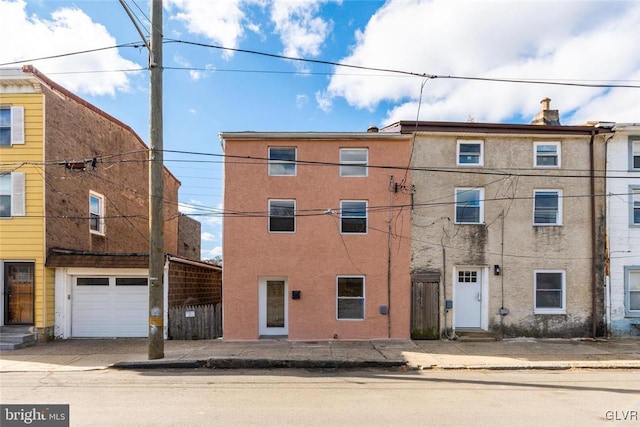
[72, 276, 148, 337]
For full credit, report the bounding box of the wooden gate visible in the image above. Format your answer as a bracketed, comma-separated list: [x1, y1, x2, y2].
[411, 280, 439, 339]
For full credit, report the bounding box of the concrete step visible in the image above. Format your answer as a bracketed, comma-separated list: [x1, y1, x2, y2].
[0, 327, 36, 350]
[455, 329, 497, 342]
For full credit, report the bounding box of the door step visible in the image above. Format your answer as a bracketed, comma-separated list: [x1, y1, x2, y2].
[0, 326, 37, 350]
[455, 329, 497, 342]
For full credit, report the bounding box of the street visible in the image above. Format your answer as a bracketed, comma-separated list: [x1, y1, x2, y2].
[1, 368, 639, 426]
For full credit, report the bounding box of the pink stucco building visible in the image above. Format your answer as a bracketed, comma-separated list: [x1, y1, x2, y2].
[221, 131, 412, 340]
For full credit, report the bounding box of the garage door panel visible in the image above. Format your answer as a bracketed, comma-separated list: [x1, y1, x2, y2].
[72, 276, 149, 338]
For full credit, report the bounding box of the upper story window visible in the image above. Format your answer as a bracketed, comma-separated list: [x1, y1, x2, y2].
[268, 147, 296, 176]
[454, 188, 484, 224]
[630, 138, 640, 171]
[534, 141, 561, 168]
[457, 140, 483, 166]
[631, 186, 640, 227]
[0, 172, 25, 218]
[340, 200, 367, 233]
[340, 148, 368, 177]
[534, 270, 566, 314]
[0, 106, 25, 147]
[268, 199, 295, 233]
[89, 191, 105, 234]
[533, 190, 562, 226]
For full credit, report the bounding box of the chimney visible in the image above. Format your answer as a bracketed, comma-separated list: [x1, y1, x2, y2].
[367, 125, 379, 133]
[531, 97, 561, 126]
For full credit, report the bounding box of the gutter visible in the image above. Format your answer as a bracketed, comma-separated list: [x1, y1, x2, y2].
[590, 130, 597, 338]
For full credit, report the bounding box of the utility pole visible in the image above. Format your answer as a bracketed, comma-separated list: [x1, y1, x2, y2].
[148, 0, 164, 360]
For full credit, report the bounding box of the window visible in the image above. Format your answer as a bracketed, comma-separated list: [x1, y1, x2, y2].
[340, 200, 367, 233]
[631, 187, 640, 226]
[534, 190, 562, 225]
[337, 276, 365, 320]
[625, 267, 640, 316]
[534, 270, 566, 314]
[457, 140, 483, 166]
[77, 278, 109, 286]
[89, 191, 105, 234]
[0, 172, 25, 218]
[0, 106, 24, 147]
[116, 278, 148, 286]
[455, 188, 483, 224]
[268, 147, 296, 176]
[269, 199, 295, 232]
[630, 138, 640, 171]
[534, 141, 560, 168]
[340, 148, 368, 177]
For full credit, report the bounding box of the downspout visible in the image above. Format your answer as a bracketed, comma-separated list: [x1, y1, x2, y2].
[590, 130, 597, 338]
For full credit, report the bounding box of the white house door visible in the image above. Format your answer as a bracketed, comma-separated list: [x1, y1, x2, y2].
[259, 277, 288, 336]
[454, 268, 482, 328]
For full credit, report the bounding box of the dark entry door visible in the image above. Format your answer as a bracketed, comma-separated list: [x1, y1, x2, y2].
[411, 281, 439, 339]
[4, 262, 35, 325]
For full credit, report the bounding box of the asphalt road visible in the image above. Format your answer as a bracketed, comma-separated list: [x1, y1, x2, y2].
[1, 368, 639, 426]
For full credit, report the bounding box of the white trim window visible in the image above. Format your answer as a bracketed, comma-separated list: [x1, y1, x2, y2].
[630, 138, 640, 171]
[534, 141, 561, 168]
[268, 199, 295, 233]
[337, 276, 365, 320]
[340, 200, 367, 233]
[625, 267, 640, 316]
[631, 186, 640, 227]
[457, 140, 483, 166]
[454, 188, 484, 224]
[89, 191, 105, 234]
[340, 148, 368, 177]
[533, 190, 562, 225]
[0, 106, 25, 147]
[268, 147, 296, 176]
[534, 270, 566, 314]
[0, 172, 25, 217]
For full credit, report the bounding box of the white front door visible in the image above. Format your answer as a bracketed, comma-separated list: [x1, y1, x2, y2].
[454, 268, 482, 328]
[259, 277, 288, 336]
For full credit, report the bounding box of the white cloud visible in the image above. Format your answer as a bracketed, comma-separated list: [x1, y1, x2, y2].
[202, 246, 222, 259]
[325, 0, 640, 125]
[201, 232, 216, 242]
[0, 0, 140, 96]
[296, 94, 308, 109]
[315, 90, 332, 113]
[167, 0, 248, 59]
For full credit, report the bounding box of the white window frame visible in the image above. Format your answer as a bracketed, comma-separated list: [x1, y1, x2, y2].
[0, 172, 25, 218]
[629, 137, 640, 171]
[534, 141, 561, 168]
[534, 270, 566, 314]
[624, 266, 640, 317]
[533, 189, 563, 226]
[268, 199, 296, 233]
[339, 148, 368, 177]
[456, 140, 484, 166]
[268, 147, 296, 176]
[340, 200, 368, 234]
[336, 276, 365, 320]
[0, 106, 25, 147]
[89, 191, 105, 235]
[631, 186, 640, 227]
[454, 188, 484, 224]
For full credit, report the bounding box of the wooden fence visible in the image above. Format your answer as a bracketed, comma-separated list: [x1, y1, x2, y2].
[411, 281, 439, 340]
[168, 303, 222, 340]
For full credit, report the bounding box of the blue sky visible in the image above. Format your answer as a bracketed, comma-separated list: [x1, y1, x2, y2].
[2, 0, 640, 260]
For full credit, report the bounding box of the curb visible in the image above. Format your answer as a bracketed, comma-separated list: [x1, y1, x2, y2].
[112, 358, 407, 370]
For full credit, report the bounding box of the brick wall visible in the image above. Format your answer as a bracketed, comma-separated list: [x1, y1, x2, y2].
[168, 260, 222, 308]
[178, 214, 201, 260]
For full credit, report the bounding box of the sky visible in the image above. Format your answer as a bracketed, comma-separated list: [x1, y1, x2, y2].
[1, 0, 639, 260]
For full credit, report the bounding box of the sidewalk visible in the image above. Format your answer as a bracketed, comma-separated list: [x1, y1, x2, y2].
[1, 337, 639, 372]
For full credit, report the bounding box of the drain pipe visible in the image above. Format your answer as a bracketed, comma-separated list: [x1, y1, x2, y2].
[589, 130, 597, 338]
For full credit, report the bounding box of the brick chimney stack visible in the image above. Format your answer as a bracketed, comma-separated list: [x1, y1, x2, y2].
[531, 97, 561, 125]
